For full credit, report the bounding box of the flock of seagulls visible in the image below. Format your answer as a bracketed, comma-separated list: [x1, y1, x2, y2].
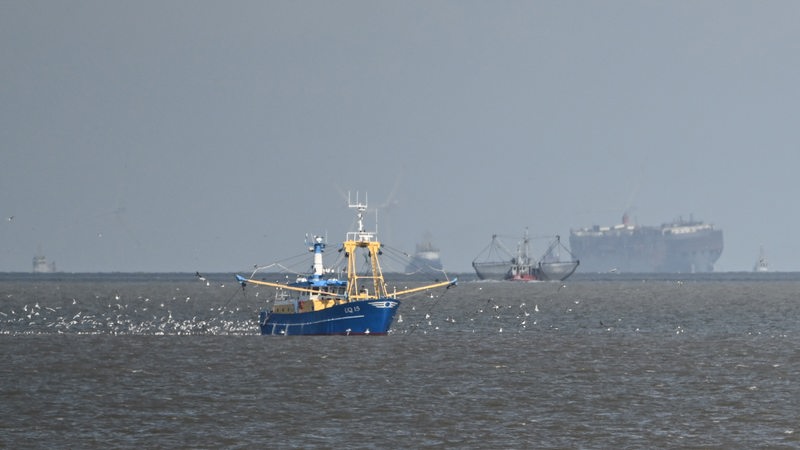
[0, 300, 251, 335]
[393, 296, 548, 335]
[1, 275, 615, 336]
[1, 288, 554, 336]
[0, 275, 256, 335]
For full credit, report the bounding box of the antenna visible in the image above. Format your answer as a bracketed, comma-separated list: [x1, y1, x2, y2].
[346, 191, 376, 241]
[348, 191, 368, 232]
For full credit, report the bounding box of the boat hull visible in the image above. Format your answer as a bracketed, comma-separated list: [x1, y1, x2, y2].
[405, 253, 444, 275]
[259, 299, 400, 336]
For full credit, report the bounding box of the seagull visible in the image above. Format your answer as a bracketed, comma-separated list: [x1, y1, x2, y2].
[195, 272, 207, 282]
[7, 216, 13, 222]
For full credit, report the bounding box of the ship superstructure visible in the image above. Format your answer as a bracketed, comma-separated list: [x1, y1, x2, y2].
[569, 214, 723, 273]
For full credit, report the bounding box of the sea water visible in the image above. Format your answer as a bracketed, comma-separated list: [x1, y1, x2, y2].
[2, 272, 800, 448]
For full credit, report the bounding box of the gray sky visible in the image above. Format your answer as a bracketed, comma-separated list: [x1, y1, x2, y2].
[2, 1, 799, 273]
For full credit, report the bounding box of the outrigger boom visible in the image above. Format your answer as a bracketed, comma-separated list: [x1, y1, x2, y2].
[236, 274, 457, 299]
[391, 278, 457, 297]
[236, 275, 347, 298]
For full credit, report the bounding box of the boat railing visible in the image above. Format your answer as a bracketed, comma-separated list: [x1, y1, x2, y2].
[346, 230, 376, 242]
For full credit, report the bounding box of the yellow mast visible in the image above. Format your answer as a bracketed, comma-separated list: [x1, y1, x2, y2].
[238, 191, 456, 304]
[343, 193, 390, 300]
[341, 193, 456, 299]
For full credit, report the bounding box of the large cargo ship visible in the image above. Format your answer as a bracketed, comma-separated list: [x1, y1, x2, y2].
[569, 214, 723, 273]
[405, 236, 444, 276]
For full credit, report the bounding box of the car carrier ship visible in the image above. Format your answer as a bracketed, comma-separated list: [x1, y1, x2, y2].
[569, 214, 723, 273]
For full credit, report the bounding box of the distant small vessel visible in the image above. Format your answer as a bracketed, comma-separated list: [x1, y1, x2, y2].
[405, 234, 444, 275]
[236, 194, 457, 336]
[472, 230, 579, 281]
[753, 246, 769, 273]
[32, 250, 56, 273]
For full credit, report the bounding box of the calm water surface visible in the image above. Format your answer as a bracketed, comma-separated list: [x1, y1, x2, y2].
[2, 273, 800, 448]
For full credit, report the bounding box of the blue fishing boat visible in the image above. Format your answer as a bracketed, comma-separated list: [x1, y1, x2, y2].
[237, 194, 456, 336]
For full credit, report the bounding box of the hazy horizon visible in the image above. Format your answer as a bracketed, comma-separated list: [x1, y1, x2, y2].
[3, 1, 799, 273]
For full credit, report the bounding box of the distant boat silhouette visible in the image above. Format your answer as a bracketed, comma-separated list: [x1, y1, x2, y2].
[33, 247, 56, 273]
[753, 246, 769, 273]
